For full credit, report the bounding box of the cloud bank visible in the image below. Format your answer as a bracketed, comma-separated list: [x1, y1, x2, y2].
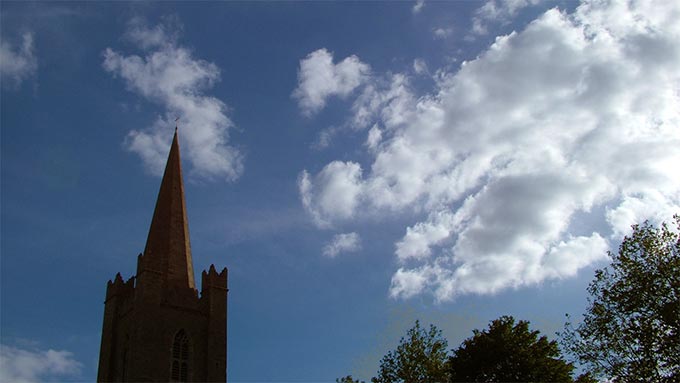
[0, 344, 82, 383]
[0, 32, 37, 88]
[103, 18, 243, 180]
[298, 0, 680, 301]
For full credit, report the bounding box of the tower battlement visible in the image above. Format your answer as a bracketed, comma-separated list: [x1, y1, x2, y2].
[202, 264, 228, 293]
[105, 273, 135, 301]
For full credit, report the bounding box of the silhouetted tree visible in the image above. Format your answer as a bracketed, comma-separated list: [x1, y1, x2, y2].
[337, 375, 365, 383]
[561, 216, 680, 382]
[573, 372, 597, 383]
[371, 320, 449, 383]
[448, 315, 574, 382]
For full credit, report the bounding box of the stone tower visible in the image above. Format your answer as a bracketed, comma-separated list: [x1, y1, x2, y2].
[97, 129, 227, 382]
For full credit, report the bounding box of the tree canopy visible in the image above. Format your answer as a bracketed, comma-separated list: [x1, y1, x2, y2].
[561, 216, 680, 382]
[337, 218, 679, 383]
[448, 315, 574, 382]
[371, 320, 449, 383]
[338, 317, 591, 383]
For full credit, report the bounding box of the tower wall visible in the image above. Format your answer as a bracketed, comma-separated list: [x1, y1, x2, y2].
[202, 266, 228, 382]
[97, 274, 135, 382]
[125, 299, 208, 382]
[97, 267, 228, 382]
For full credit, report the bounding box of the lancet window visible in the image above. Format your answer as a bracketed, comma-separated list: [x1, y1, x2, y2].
[170, 330, 189, 382]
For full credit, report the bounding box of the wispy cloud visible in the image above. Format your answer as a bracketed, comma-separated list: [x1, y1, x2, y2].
[323, 232, 362, 258]
[293, 48, 370, 117]
[0, 344, 82, 383]
[412, 0, 426, 14]
[311, 126, 341, 151]
[412, 58, 429, 75]
[298, 0, 680, 301]
[433, 27, 454, 39]
[0, 32, 37, 89]
[471, 0, 541, 36]
[103, 17, 243, 181]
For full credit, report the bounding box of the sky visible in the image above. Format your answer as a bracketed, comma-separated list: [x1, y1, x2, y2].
[1, 0, 679, 381]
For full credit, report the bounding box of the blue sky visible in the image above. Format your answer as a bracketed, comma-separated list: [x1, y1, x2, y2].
[2, 1, 679, 381]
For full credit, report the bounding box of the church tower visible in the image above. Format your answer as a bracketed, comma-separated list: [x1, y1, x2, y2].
[97, 129, 228, 382]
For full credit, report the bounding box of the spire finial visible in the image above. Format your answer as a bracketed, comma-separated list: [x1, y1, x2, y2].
[174, 116, 180, 132]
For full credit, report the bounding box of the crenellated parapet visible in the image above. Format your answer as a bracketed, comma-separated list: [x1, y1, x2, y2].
[201, 264, 228, 294]
[200, 264, 228, 382]
[105, 272, 135, 302]
[200, 264, 228, 316]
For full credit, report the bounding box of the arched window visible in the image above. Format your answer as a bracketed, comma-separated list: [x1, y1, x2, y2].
[170, 330, 189, 382]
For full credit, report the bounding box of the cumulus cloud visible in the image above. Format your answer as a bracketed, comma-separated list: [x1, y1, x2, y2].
[0, 32, 37, 88]
[0, 344, 82, 383]
[323, 232, 362, 258]
[292, 48, 370, 117]
[299, 161, 363, 228]
[103, 19, 243, 180]
[471, 0, 541, 35]
[350, 73, 415, 131]
[299, 0, 680, 301]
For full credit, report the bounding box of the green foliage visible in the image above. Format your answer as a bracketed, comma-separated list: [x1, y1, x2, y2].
[371, 320, 450, 383]
[448, 315, 574, 382]
[561, 216, 680, 382]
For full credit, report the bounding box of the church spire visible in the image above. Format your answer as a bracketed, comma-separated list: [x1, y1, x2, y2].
[142, 128, 195, 289]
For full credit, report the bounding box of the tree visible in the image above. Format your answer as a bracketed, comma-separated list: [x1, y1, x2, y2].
[561, 216, 680, 382]
[448, 315, 574, 382]
[337, 376, 365, 383]
[371, 320, 449, 383]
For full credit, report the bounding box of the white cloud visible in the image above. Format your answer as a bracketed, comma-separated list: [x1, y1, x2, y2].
[103, 19, 243, 181]
[125, 16, 180, 50]
[350, 73, 415, 131]
[471, 0, 541, 35]
[395, 210, 454, 262]
[0, 344, 82, 383]
[365, 124, 383, 151]
[412, 58, 428, 75]
[323, 232, 362, 258]
[299, 161, 363, 228]
[293, 48, 370, 117]
[412, 0, 426, 14]
[390, 266, 433, 299]
[433, 27, 454, 39]
[0, 33, 37, 88]
[300, 0, 680, 301]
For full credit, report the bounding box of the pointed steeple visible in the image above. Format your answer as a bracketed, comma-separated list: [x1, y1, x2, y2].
[143, 128, 195, 289]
